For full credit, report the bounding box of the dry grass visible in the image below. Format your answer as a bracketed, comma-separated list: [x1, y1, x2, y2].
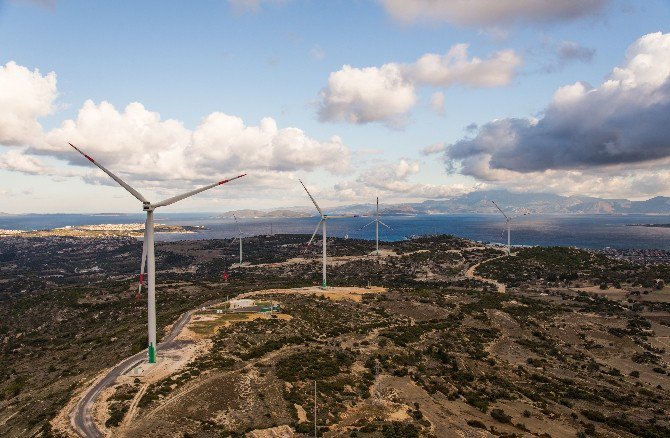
[188, 311, 292, 337]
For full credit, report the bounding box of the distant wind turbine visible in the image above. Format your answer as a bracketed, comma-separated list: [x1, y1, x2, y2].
[69, 143, 246, 363]
[491, 200, 528, 256]
[232, 213, 245, 265]
[300, 179, 357, 289]
[361, 197, 390, 257]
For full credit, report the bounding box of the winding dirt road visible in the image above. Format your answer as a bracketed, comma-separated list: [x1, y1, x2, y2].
[71, 309, 195, 438]
[465, 253, 507, 293]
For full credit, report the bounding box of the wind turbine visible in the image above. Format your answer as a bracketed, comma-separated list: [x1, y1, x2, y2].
[491, 200, 528, 256]
[232, 213, 245, 265]
[69, 143, 246, 363]
[361, 197, 390, 257]
[299, 179, 356, 289]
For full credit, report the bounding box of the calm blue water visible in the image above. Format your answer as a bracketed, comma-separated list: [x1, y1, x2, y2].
[1, 213, 670, 250]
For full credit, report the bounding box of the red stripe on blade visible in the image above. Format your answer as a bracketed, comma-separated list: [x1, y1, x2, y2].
[219, 174, 247, 185]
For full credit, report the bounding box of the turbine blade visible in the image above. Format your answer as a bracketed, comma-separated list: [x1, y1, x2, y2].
[307, 219, 323, 246]
[299, 179, 323, 216]
[69, 143, 148, 203]
[153, 174, 246, 208]
[137, 220, 148, 300]
[233, 213, 242, 234]
[325, 214, 358, 219]
[376, 197, 379, 216]
[360, 221, 375, 230]
[379, 220, 391, 229]
[491, 200, 508, 219]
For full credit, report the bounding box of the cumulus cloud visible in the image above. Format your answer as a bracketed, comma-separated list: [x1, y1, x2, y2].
[318, 44, 521, 125]
[0, 148, 82, 180]
[359, 159, 418, 190]
[421, 142, 446, 156]
[379, 0, 610, 27]
[467, 160, 670, 200]
[36, 100, 351, 183]
[0, 149, 51, 175]
[349, 159, 468, 199]
[0, 61, 57, 146]
[317, 64, 417, 126]
[409, 45, 522, 88]
[0, 61, 351, 200]
[444, 32, 670, 181]
[188, 112, 350, 175]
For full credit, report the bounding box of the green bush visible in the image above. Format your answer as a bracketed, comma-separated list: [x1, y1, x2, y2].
[276, 349, 352, 382]
[381, 422, 419, 438]
[467, 419, 486, 429]
[490, 408, 512, 424]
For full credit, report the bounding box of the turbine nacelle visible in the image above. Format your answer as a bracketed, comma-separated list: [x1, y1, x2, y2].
[299, 179, 356, 288]
[69, 142, 246, 363]
[491, 199, 530, 257]
[361, 196, 390, 257]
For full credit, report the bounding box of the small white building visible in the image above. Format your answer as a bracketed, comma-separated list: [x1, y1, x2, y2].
[229, 299, 255, 310]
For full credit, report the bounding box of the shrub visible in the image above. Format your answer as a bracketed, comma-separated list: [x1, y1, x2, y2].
[381, 422, 419, 438]
[294, 423, 312, 434]
[465, 394, 489, 413]
[490, 408, 512, 424]
[467, 419, 486, 429]
[276, 349, 352, 382]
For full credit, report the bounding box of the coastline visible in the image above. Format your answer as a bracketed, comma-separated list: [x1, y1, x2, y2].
[0, 224, 204, 238]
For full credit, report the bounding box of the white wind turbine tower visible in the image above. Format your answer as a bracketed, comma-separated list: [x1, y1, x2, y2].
[361, 197, 390, 257]
[232, 213, 245, 265]
[69, 143, 246, 363]
[491, 200, 528, 256]
[300, 179, 357, 289]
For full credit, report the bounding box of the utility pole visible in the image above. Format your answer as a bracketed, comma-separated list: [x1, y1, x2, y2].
[322, 220, 327, 289]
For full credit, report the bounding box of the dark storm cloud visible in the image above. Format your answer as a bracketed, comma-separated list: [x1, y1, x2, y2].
[445, 32, 670, 177]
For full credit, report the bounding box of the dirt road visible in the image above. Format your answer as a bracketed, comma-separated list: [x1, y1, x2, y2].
[71, 309, 195, 438]
[465, 253, 507, 293]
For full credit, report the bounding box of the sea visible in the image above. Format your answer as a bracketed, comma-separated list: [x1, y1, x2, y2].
[1, 213, 670, 251]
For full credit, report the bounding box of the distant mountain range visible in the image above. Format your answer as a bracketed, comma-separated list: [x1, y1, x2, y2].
[222, 190, 670, 218]
[217, 209, 312, 219]
[372, 190, 670, 216]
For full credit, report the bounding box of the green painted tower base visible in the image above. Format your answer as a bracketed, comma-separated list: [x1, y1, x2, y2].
[148, 343, 156, 363]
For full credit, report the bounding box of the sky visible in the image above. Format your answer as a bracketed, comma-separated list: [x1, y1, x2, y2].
[0, 0, 669, 213]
